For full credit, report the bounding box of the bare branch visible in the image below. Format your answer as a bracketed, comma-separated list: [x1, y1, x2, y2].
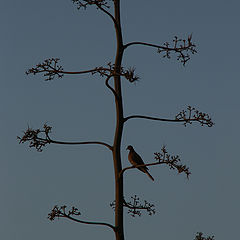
[17, 124, 113, 151]
[120, 145, 190, 178]
[48, 205, 115, 231]
[72, 0, 117, 26]
[97, 2, 116, 25]
[105, 75, 119, 99]
[26, 58, 113, 81]
[124, 34, 197, 66]
[124, 106, 214, 127]
[26, 59, 139, 85]
[110, 195, 155, 217]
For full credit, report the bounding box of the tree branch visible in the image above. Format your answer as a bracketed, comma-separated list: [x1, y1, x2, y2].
[26, 58, 113, 81]
[50, 139, 113, 151]
[72, 0, 111, 9]
[124, 106, 214, 127]
[122, 195, 155, 217]
[105, 75, 119, 99]
[65, 214, 116, 231]
[48, 205, 116, 231]
[97, 3, 117, 25]
[124, 35, 197, 65]
[124, 41, 171, 50]
[17, 124, 113, 151]
[72, 0, 117, 25]
[120, 161, 164, 178]
[110, 195, 155, 217]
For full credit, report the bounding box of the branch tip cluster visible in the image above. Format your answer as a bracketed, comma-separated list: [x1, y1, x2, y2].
[72, 0, 112, 10]
[110, 195, 155, 217]
[26, 58, 63, 81]
[17, 124, 51, 152]
[157, 34, 197, 66]
[154, 145, 191, 178]
[48, 205, 81, 221]
[195, 232, 215, 240]
[175, 106, 214, 127]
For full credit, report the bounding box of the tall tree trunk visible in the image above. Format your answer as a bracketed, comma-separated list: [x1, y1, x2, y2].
[113, 1, 124, 240]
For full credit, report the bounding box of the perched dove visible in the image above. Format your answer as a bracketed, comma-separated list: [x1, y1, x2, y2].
[126, 145, 154, 181]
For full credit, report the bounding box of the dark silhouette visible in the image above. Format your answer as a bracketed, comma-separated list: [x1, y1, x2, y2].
[18, 1, 215, 240]
[127, 145, 154, 181]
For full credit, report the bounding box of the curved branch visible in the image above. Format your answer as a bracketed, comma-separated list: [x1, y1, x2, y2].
[124, 41, 170, 50]
[123, 35, 197, 66]
[18, 125, 113, 151]
[48, 138, 113, 151]
[105, 75, 119, 100]
[97, 4, 117, 26]
[48, 205, 115, 231]
[124, 115, 181, 123]
[64, 214, 116, 231]
[124, 108, 214, 127]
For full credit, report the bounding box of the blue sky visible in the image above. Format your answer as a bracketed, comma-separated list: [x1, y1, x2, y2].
[1, 1, 239, 239]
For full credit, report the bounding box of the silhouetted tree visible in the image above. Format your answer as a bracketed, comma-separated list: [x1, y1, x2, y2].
[18, 1, 215, 240]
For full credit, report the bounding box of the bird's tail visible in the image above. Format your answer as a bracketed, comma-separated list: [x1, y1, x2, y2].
[145, 170, 154, 181]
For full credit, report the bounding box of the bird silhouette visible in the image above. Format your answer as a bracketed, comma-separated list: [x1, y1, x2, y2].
[126, 145, 154, 181]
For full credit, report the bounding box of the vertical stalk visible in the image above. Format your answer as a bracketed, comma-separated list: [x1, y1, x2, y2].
[112, 1, 124, 240]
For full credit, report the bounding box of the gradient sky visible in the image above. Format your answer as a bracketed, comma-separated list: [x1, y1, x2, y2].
[1, 1, 239, 240]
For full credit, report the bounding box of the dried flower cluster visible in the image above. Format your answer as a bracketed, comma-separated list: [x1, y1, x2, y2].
[195, 232, 215, 240]
[17, 124, 52, 152]
[48, 205, 81, 221]
[26, 58, 63, 81]
[123, 67, 139, 83]
[110, 195, 155, 217]
[72, 0, 112, 10]
[154, 145, 191, 178]
[157, 35, 197, 66]
[90, 62, 138, 83]
[175, 106, 214, 127]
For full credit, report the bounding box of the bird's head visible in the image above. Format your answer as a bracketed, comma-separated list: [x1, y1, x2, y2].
[126, 145, 133, 151]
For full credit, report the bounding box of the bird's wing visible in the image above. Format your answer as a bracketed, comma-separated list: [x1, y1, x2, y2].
[133, 152, 145, 165]
[133, 152, 149, 170]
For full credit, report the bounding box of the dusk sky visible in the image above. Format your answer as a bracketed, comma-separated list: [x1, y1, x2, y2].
[1, 1, 239, 240]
